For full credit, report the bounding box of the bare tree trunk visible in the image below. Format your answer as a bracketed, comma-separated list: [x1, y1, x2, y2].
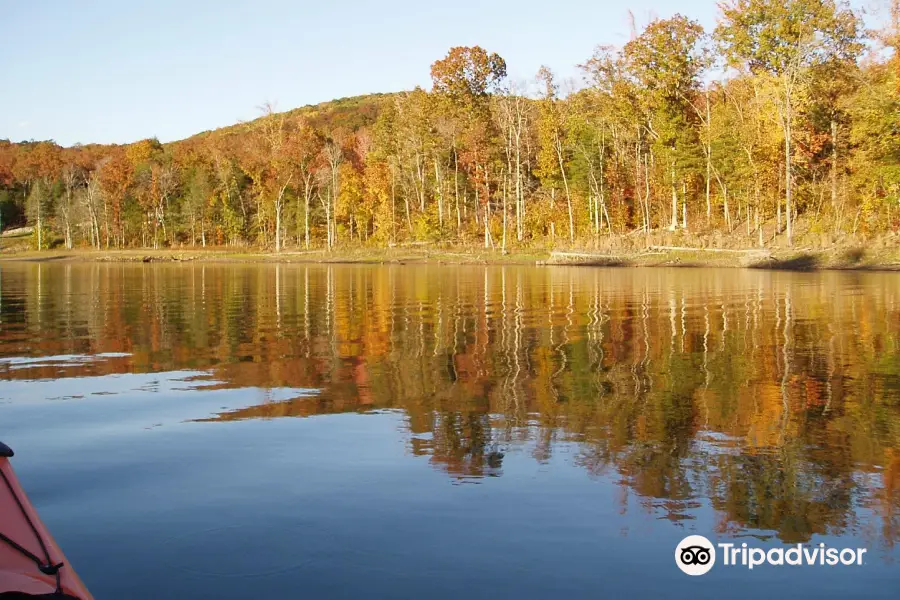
[502, 169, 508, 252]
[549, 187, 556, 244]
[304, 174, 312, 249]
[484, 198, 490, 249]
[784, 85, 794, 247]
[103, 201, 111, 250]
[777, 195, 782, 235]
[636, 144, 645, 234]
[597, 136, 606, 234]
[757, 206, 763, 247]
[669, 160, 679, 231]
[644, 152, 651, 239]
[556, 135, 574, 243]
[84, 174, 101, 250]
[705, 88, 712, 225]
[831, 118, 838, 228]
[36, 196, 43, 250]
[331, 175, 337, 248]
[390, 166, 397, 243]
[61, 177, 74, 250]
[724, 186, 731, 232]
[480, 164, 490, 249]
[415, 151, 426, 212]
[159, 201, 168, 247]
[320, 192, 333, 250]
[404, 183, 412, 234]
[746, 198, 752, 235]
[434, 158, 444, 231]
[63, 211, 72, 250]
[276, 200, 282, 252]
[587, 192, 595, 239]
[454, 150, 461, 235]
[328, 204, 333, 248]
[515, 124, 523, 242]
[504, 122, 513, 246]
[275, 178, 291, 253]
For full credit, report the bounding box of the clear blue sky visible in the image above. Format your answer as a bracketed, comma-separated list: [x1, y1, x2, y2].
[0, 0, 877, 147]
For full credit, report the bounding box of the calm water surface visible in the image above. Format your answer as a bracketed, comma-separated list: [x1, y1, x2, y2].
[1, 263, 899, 599]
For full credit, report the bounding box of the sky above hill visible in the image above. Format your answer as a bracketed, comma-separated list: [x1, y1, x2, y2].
[0, 0, 881, 147]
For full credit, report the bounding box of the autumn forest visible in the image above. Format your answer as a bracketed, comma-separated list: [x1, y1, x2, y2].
[1, 0, 898, 253]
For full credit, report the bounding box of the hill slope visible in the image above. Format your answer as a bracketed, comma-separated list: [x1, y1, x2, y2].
[173, 92, 398, 147]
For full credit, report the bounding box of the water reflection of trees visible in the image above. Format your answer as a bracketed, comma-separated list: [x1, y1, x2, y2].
[1, 263, 899, 545]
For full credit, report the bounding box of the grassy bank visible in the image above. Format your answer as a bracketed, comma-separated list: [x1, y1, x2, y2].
[0, 247, 545, 265]
[1, 244, 899, 271]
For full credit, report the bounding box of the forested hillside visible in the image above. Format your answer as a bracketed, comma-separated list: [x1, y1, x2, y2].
[1, 0, 898, 252]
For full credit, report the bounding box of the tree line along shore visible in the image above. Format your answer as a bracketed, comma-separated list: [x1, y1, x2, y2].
[1, 0, 898, 267]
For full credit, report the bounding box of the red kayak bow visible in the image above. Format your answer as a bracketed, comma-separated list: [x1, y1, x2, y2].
[0, 442, 92, 599]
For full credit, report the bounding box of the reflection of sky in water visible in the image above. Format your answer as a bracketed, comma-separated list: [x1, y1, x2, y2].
[0, 352, 131, 367]
[7, 384, 896, 600]
[2, 355, 318, 444]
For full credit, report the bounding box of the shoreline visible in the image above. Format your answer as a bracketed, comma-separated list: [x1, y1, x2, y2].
[1, 246, 899, 271]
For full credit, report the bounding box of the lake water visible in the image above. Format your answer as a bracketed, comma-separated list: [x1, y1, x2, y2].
[1, 263, 899, 599]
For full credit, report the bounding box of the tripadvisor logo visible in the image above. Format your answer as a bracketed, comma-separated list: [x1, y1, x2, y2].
[675, 535, 716, 576]
[675, 535, 867, 576]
